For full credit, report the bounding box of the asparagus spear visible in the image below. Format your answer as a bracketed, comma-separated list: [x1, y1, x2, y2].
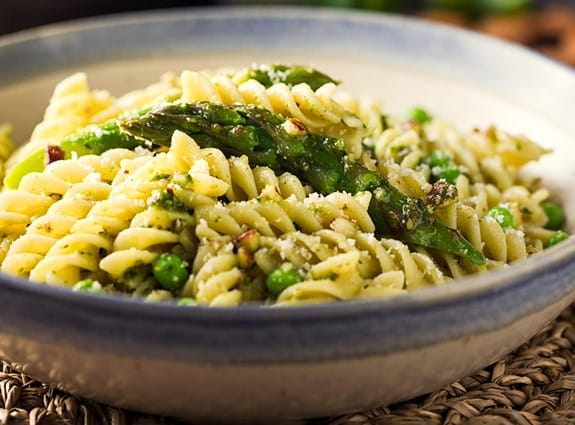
[4, 120, 144, 189]
[233, 64, 339, 90]
[2, 94, 186, 189]
[122, 102, 486, 265]
[5, 65, 335, 189]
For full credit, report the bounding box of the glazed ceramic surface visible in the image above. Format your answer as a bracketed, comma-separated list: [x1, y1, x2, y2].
[0, 7, 574, 423]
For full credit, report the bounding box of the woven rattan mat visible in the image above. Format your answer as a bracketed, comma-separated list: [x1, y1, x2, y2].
[3, 306, 575, 425]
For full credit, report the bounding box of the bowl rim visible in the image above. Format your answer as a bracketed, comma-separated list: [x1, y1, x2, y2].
[0, 5, 574, 321]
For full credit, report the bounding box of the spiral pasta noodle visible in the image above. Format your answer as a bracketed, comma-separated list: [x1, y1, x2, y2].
[368, 120, 554, 271]
[7, 74, 114, 170]
[181, 70, 368, 157]
[3, 180, 111, 279]
[257, 224, 446, 294]
[0, 150, 136, 241]
[195, 189, 374, 240]
[431, 175, 551, 267]
[98, 207, 194, 284]
[99, 132, 227, 288]
[0, 124, 15, 183]
[90, 73, 181, 124]
[2, 149, 139, 281]
[181, 238, 244, 307]
[193, 215, 448, 305]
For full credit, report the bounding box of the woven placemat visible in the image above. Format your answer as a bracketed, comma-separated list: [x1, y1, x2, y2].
[3, 306, 575, 425]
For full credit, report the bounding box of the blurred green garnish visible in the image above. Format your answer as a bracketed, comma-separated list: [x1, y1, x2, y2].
[541, 202, 565, 231]
[424, 151, 461, 184]
[73, 279, 104, 294]
[407, 107, 432, 125]
[546, 231, 569, 248]
[429, 0, 532, 17]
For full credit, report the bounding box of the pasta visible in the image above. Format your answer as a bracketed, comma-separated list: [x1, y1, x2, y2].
[0, 124, 14, 183]
[1, 149, 138, 277]
[181, 70, 368, 157]
[0, 64, 569, 307]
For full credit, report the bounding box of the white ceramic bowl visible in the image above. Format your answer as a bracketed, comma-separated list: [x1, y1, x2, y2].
[0, 7, 574, 423]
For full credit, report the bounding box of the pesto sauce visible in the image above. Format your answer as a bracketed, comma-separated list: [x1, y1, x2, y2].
[148, 190, 192, 213]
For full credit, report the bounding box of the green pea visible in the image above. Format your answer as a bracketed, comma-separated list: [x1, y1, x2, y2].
[486, 206, 518, 229]
[425, 151, 461, 184]
[152, 253, 189, 292]
[546, 231, 569, 248]
[266, 266, 303, 296]
[436, 166, 461, 184]
[406, 107, 431, 124]
[541, 202, 565, 231]
[427, 151, 452, 169]
[73, 279, 104, 294]
[177, 298, 196, 306]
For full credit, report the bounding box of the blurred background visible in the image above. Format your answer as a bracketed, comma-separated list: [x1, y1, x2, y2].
[2, 0, 575, 65]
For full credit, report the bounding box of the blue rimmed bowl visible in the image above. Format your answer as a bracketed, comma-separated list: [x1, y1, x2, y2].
[0, 7, 574, 424]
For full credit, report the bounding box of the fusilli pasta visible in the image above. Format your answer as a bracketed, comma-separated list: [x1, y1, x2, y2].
[0, 64, 568, 307]
[181, 70, 367, 157]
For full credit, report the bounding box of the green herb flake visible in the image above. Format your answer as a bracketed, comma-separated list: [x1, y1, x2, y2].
[424, 151, 462, 184]
[406, 107, 431, 124]
[148, 189, 192, 213]
[73, 279, 104, 294]
[151, 173, 171, 181]
[546, 231, 569, 248]
[541, 202, 565, 231]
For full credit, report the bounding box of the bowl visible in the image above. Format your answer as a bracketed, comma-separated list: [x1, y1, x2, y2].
[0, 7, 574, 424]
